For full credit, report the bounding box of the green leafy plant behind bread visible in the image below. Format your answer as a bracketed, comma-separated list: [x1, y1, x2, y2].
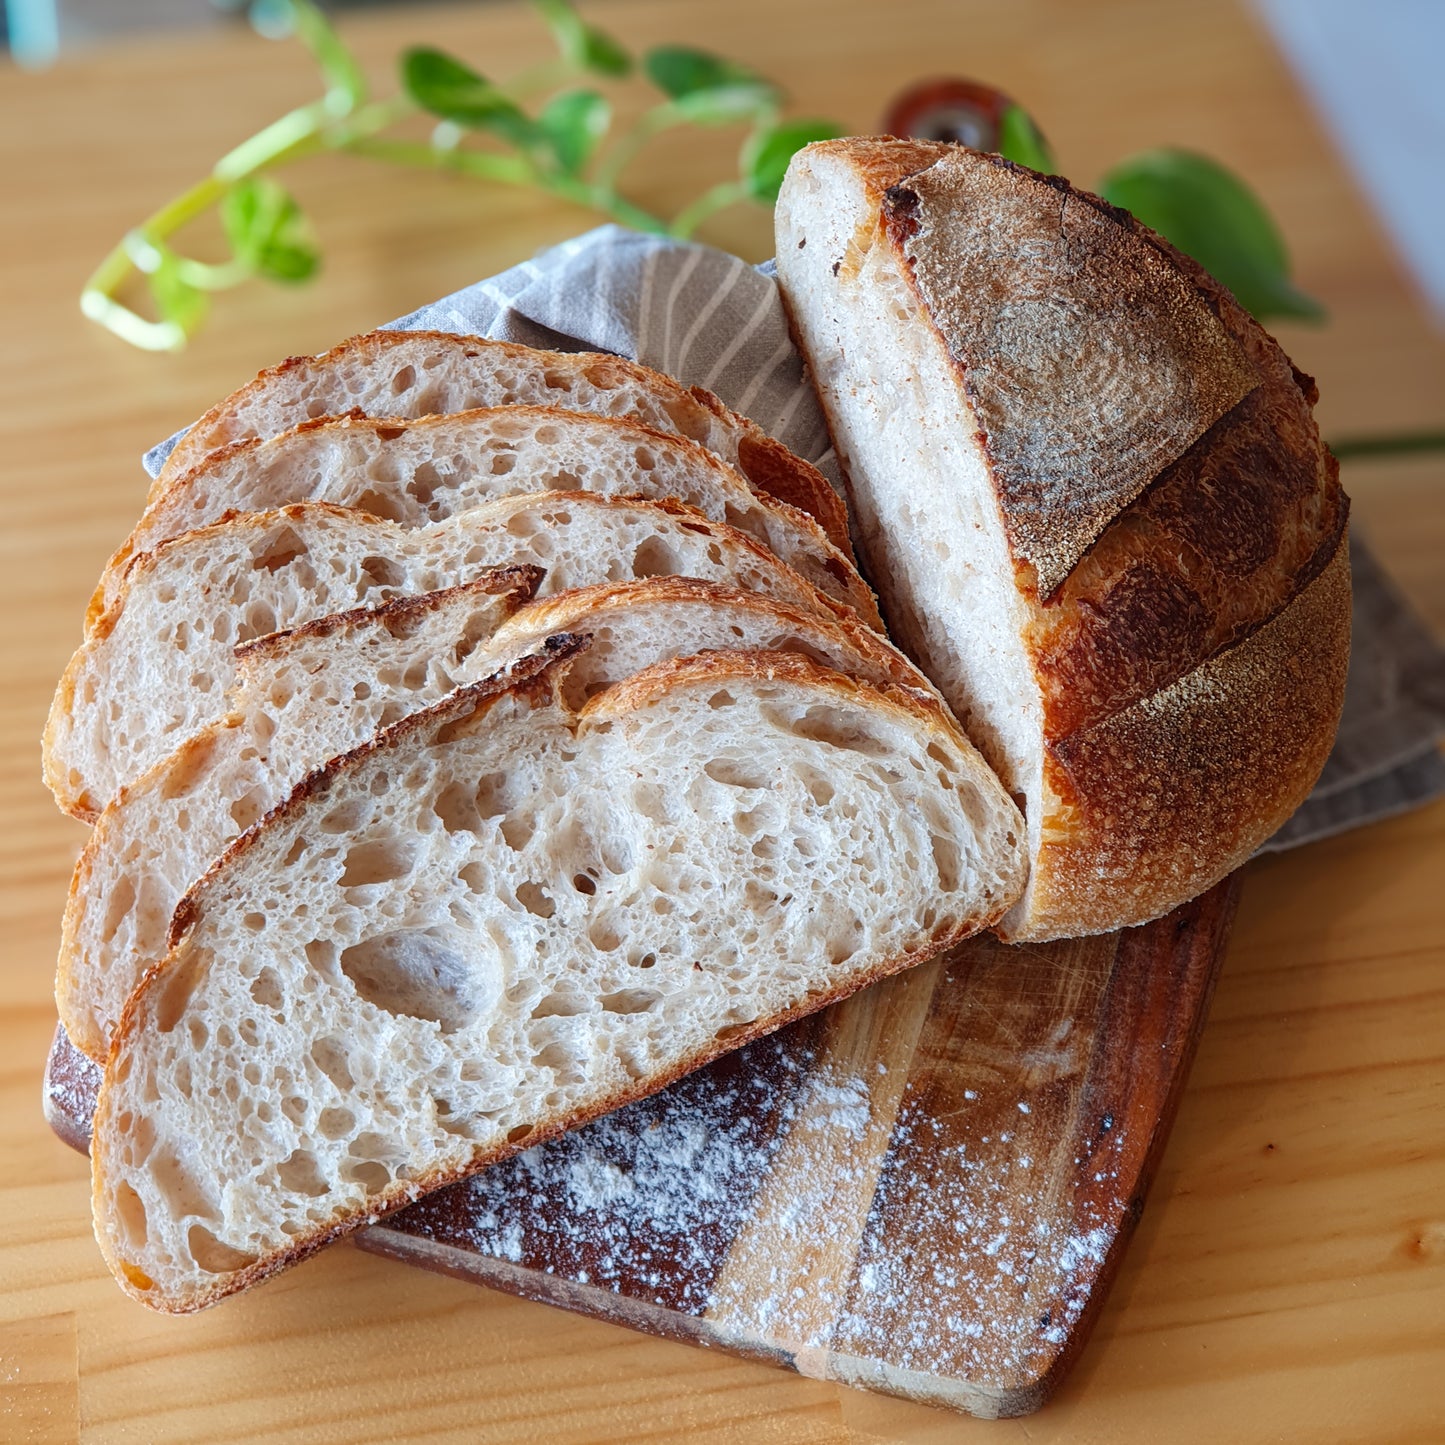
[81, 0, 843, 351]
[79, 0, 1322, 354]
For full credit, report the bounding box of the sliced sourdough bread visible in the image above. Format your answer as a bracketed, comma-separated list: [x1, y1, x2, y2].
[151, 329, 849, 550]
[92, 646, 1025, 1311]
[60, 576, 948, 1064]
[45, 494, 853, 821]
[97, 408, 867, 629]
[775, 137, 1350, 940]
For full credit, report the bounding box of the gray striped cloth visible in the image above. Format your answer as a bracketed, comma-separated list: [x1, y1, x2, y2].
[144, 224, 1445, 852]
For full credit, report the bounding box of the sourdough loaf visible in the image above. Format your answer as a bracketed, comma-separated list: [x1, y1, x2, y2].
[60, 576, 942, 1064]
[92, 646, 1025, 1311]
[100, 408, 866, 628]
[45, 493, 863, 821]
[151, 329, 850, 552]
[776, 138, 1350, 940]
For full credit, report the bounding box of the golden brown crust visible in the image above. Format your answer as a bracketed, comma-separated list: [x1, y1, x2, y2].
[787, 138, 1351, 937]
[1008, 530, 1351, 941]
[232, 566, 544, 660]
[491, 574, 933, 699]
[878, 146, 1259, 597]
[153, 329, 854, 556]
[166, 638, 588, 950]
[580, 647, 964, 749]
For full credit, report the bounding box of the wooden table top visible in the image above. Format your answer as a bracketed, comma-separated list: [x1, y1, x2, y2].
[1, 1, 1441, 1439]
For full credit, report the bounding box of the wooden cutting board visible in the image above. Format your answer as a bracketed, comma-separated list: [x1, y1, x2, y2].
[47, 875, 1235, 1420]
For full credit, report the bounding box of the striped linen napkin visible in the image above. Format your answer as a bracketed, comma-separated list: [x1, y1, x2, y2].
[144, 224, 1445, 852]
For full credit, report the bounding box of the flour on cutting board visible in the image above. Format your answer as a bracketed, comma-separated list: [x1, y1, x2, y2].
[398, 1025, 1130, 1379]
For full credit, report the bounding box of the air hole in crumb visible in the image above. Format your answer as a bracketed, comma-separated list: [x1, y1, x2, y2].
[154, 949, 208, 1032]
[600, 989, 660, 1015]
[390, 364, 416, 394]
[340, 928, 484, 1032]
[532, 992, 585, 1019]
[434, 780, 482, 833]
[506, 1124, 535, 1144]
[249, 968, 283, 1011]
[572, 873, 596, 896]
[277, 1149, 330, 1198]
[252, 529, 306, 573]
[310, 1036, 355, 1091]
[704, 758, 770, 789]
[318, 1106, 355, 1140]
[243, 912, 265, 933]
[782, 704, 889, 756]
[360, 555, 405, 589]
[320, 798, 369, 834]
[340, 837, 416, 888]
[631, 537, 679, 578]
[516, 881, 555, 918]
[282, 836, 307, 867]
[931, 833, 961, 892]
[115, 1182, 149, 1248]
[187, 1225, 257, 1275]
[342, 1159, 391, 1192]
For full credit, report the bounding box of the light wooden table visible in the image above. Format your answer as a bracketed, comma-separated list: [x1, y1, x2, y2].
[1, 2, 1442, 1440]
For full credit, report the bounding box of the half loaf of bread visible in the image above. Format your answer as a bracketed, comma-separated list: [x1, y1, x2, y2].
[151, 329, 849, 552]
[92, 646, 1025, 1311]
[46, 493, 860, 820]
[99, 408, 865, 628]
[61, 576, 939, 1063]
[776, 138, 1350, 940]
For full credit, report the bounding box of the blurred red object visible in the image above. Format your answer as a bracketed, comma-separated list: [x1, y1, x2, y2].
[881, 77, 1014, 149]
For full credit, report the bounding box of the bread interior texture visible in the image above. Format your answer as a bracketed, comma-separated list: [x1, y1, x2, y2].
[778, 154, 1045, 920]
[94, 654, 1021, 1308]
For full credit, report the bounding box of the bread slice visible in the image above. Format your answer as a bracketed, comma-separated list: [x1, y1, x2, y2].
[91, 646, 1025, 1311]
[775, 138, 1350, 939]
[60, 575, 946, 1064]
[97, 408, 866, 628]
[45, 494, 855, 821]
[152, 329, 849, 550]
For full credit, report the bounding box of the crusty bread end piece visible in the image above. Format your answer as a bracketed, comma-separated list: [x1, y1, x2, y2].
[776, 138, 1349, 939]
[92, 646, 1025, 1311]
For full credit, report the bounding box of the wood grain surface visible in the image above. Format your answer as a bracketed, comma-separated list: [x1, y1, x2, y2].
[1, 1, 1442, 1440]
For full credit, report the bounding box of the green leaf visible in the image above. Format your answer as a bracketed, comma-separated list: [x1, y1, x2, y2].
[741, 119, 845, 203]
[539, 89, 611, 173]
[671, 84, 779, 127]
[148, 252, 209, 335]
[532, 0, 632, 76]
[1100, 148, 1324, 322]
[249, 0, 367, 107]
[644, 45, 778, 104]
[401, 47, 541, 152]
[221, 176, 321, 284]
[997, 104, 1053, 173]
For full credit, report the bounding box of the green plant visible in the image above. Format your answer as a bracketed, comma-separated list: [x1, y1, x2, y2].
[81, 0, 845, 351]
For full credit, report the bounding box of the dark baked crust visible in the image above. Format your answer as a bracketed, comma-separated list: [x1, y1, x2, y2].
[780, 138, 1351, 940]
[880, 151, 1259, 597]
[1015, 530, 1350, 940]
